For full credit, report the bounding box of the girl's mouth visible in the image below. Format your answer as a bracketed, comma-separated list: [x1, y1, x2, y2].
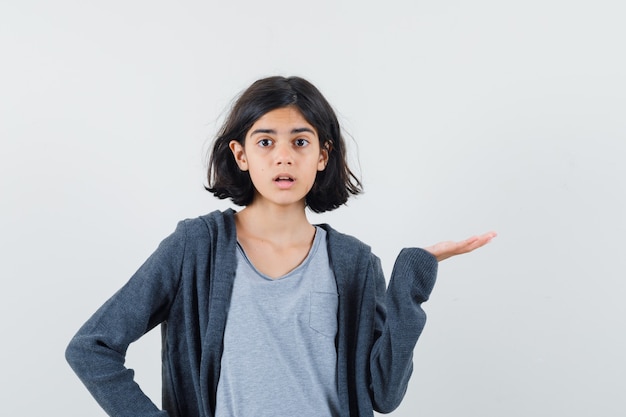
[274, 175, 295, 189]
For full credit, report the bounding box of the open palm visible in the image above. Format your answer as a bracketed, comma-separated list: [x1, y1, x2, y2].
[425, 231, 497, 262]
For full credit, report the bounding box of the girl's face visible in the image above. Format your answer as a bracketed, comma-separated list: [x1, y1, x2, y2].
[229, 107, 328, 210]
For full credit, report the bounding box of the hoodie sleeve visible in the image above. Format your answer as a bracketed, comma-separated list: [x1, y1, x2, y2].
[368, 248, 438, 413]
[65, 221, 188, 417]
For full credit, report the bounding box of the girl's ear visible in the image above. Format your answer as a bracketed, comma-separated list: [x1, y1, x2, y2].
[229, 140, 248, 171]
[318, 141, 331, 171]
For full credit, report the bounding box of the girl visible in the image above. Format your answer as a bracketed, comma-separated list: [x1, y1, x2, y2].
[66, 76, 496, 417]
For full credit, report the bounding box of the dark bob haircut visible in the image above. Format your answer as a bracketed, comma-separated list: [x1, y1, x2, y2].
[206, 76, 362, 213]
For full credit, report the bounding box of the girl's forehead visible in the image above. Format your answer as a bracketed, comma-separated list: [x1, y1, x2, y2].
[248, 107, 317, 134]
[255, 107, 307, 123]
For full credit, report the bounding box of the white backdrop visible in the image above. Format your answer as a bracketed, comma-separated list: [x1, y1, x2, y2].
[2, 1, 625, 416]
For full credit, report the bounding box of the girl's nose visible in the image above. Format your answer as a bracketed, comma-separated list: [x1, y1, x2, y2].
[275, 143, 293, 165]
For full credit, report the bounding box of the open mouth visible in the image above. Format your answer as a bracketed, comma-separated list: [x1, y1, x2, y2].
[274, 175, 295, 182]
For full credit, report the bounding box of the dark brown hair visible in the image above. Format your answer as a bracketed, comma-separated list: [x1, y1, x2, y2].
[206, 76, 361, 213]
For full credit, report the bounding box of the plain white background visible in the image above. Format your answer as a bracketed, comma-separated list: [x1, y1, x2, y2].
[2, 1, 625, 416]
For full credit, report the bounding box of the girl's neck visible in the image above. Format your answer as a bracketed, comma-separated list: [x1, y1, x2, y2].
[234, 201, 314, 245]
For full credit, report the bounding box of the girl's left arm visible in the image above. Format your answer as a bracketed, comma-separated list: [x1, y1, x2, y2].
[368, 248, 438, 413]
[368, 231, 496, 412]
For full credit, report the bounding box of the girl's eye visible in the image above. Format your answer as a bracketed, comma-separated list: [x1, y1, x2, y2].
[258, 138, 273, 147]
[294, 138, 309, 147]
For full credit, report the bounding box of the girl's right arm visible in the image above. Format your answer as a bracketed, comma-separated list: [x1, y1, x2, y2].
[65, 221, 187, 417]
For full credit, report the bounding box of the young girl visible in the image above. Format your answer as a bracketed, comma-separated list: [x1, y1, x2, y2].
[66, 76, 496, 417]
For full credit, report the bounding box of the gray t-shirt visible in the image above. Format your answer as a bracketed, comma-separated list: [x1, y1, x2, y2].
[215, 227, 340, 417]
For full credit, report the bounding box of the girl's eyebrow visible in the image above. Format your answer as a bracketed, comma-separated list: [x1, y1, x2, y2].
[250, 127, 316, 136]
